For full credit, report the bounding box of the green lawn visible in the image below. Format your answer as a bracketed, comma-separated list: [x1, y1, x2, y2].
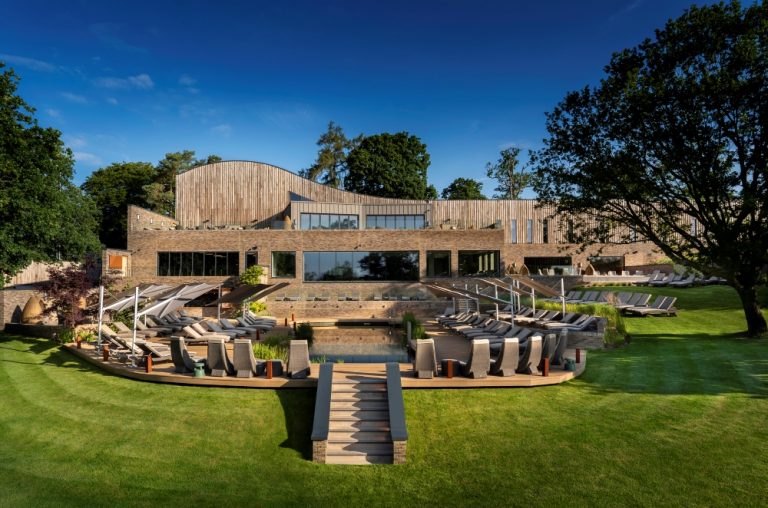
[1, 285, 767, 507]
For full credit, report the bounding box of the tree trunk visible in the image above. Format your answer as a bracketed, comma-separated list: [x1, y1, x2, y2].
[734, 284, 767, 337]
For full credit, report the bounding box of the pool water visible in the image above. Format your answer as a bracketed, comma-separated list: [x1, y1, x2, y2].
[310, 343, 409, 363]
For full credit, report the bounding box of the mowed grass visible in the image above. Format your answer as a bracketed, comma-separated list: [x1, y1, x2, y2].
[1, 285, 767, 507]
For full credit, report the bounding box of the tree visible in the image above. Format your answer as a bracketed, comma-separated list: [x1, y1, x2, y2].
[82, 162, 156, 248]
[441, 178, 487, 200]
[145, 151, 221, 215]
[529, 1, 768, 336]
[300, 121, 357, 188]
[485, 147, 530, 199]
[0, 63, 100, 286]
[44, 263, 98, 327]
[345, 132, 432, 199]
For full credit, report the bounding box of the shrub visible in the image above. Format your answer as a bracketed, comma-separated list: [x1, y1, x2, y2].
[536, 300, 627, 343]
[56, 329, 75, 344]
[111, 310, 133, 328]
[248, 301, 268, 315]
[295, 323, 314, 346]
[76, 329, 96, 343]
[239, 265, 264, 285]
[311, 355, 327, 364]
[252, 343, 288, 363]
[264, 333, 292, 348]
[402, 312, 427, 346]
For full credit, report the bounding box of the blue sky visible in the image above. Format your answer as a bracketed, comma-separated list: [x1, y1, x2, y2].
[1, 0, 703, 195]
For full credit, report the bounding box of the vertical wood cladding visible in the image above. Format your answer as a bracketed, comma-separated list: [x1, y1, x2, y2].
[175, 161, 638, 244]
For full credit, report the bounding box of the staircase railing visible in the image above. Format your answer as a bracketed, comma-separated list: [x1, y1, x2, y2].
[311, 362, 334, 463]
[386, 362, 408, 464]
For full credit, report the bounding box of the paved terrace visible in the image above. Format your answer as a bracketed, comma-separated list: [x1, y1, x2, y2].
[65, 319, 586, 388]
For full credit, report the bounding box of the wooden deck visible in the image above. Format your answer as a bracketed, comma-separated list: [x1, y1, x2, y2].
[65, 339, 586, 390]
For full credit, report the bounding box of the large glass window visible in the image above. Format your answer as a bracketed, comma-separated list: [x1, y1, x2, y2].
[458, 251, 500, 277]
[272, 251, 296, 278]
[156, 251, 239, 276]
[427, 251, 451, 277]
[365, 215, 426, 230]
[526, 219, 533, 243]
[524, 256, 573, 275]
[303, 251, 419, 281]
[299, 213, 359, 230]
[245, 251, 258, 268]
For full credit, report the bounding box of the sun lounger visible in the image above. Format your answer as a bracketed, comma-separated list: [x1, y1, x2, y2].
[237, 317, 272, 331]
[489, 338, 518, 377]
[287, 340, 311, 379]
[517, 335, 542, 375]
[207, 338, 235, 377]
[113, 321, 159, 338]
[182, 325, 230, 342]
[219, 319, 256, 335]
[170, 337, 204, 373]
[669, 274, 696, 287]
[412, 338, 438, 379]
[625, 296, 677, 316]
[137, 341, 173, 363]
[541, 334, 557, 363]
[232, 338, 265, 377]
[551, 330, 568, 367]
[204, 321, 246, 337]
[459, 339, 490, 379]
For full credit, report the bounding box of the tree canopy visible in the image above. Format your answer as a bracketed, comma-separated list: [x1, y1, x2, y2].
[81, 162, 156, 248]
[82, 151, 220, 248]
[441, 177, 486, 200]
[144, 151, 221, 216]
[345, 132, 434, 199]
[299, 121, 358, 188]
[530, 1, 768, 335]
[0, 63, 100, 285]
[485, 147, 530, 199]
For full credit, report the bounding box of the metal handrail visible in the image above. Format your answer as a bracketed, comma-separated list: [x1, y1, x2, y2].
[310, 362, 334, 441]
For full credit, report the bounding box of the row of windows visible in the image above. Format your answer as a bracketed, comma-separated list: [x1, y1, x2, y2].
[157, 252, 239, 277]
[299, 213, 359, 230]
[365, 215, 426, 230]
[303, 251, 419, 281]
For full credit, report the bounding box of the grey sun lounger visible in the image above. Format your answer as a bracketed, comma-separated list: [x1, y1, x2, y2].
[459, 339, 490, 379]
[232, 338, 265, 377]
[113, 321, 159, 338]
[182, 325, 230, 342]
[170, 337, 204, 373]
[136, 319, 172, 334]
[541, 334, 558, 363]
[489, 338, 518, 377]
[626, 296, 677, 316]
[287, 340, 311, 379]
[219, 319, 257, 335]
[207, 338, 235, 377]
[204, 320, 246, 337]
[137, 341, 173, 363]
[412, 338, 438, 379]
[551, 330, 568, 367]
[517, 335, 542, 375]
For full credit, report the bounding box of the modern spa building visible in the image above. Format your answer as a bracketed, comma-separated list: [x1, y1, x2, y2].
[109, 160, 660, 297]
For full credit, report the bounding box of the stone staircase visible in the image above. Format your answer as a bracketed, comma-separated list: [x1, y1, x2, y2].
[326, 375, 393, 465]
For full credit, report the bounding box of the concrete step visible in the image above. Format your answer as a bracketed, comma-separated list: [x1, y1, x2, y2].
[325, 454, 393, 465]
[328, 431, 392, 443]
[330, 400, 389, 411]
[329, 409, 389, 421]
[332, 384, 387, 393]
[329, 419, 391, 432]
[331, 391, 387, 402]
[327, 442, 393, 455]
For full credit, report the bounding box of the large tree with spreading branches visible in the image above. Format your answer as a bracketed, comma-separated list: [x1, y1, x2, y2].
[530, 1, 768, 336]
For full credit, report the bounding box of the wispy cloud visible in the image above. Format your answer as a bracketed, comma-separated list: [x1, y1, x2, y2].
[179, 74, 197, 86]
[89, 23, 148, 53]
[45, 108, 61, 118]
[94, 73, 154, 90]
[60, 92, 88, 104]
[254, 102, 315, 129]
[211, 123, 232, 137]
[106, 97, 119, 105]
[609, 0, 643, 21]
[73, 151, 102, 166]
[0, 53, 57, 72]
[64, 134, 88, 149]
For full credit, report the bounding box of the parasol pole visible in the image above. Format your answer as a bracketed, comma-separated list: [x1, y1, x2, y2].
[97, 285, 104, 351]
[131, 286, 139, 366]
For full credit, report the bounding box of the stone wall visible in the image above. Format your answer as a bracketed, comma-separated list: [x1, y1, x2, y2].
[0, 288, 43, 330]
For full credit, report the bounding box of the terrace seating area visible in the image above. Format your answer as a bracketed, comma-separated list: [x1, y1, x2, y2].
[273, 292, 432, 302]
[541, 290, 678, 316]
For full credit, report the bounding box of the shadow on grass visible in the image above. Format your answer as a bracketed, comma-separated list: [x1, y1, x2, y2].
[275, 389, 315, 460]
